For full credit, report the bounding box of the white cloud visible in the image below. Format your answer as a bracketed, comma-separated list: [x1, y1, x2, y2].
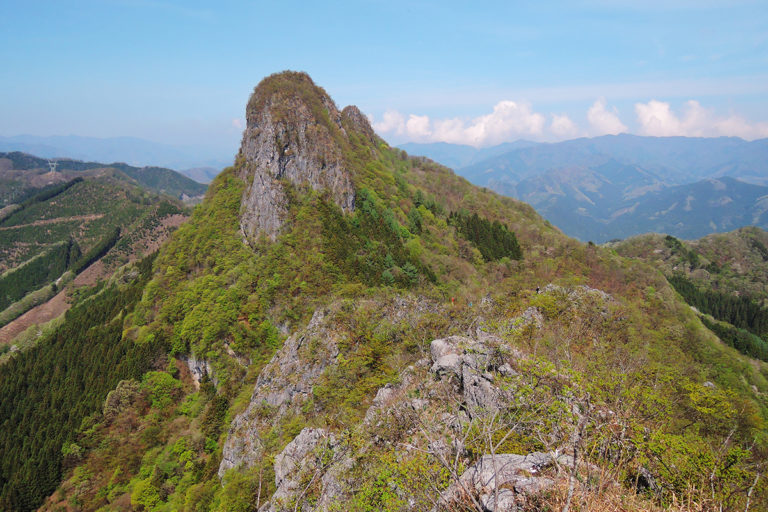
[550, 114, 580, 138]
[231, 118, 244, 129]
[370, 100, 547, 146]
[370, 98, 768, 145]
[587, 98, 627, 135]
[406, 114, 432, 138]
[635, 99, 768, 139]
[372, 110, 405, 135]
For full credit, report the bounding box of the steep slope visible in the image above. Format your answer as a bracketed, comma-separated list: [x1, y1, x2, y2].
[2, 72, 767, 512]
[612, 228, 768, 360]
[0, 172, 190, 348]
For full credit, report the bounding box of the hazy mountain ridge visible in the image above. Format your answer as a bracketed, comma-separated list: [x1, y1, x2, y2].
[1, 73, 767, 512]
[0, 151, 207, 203]
[403, 135, 768, 242]
[0, 135, 232, 180]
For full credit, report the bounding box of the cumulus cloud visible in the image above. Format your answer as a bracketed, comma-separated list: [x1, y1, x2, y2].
[550, 114, 580, 138]
[231, 118, 244, 130]
[371, 98, 768, 145]
[587, 98, 627, 135]
[635, 99, 768, 139]
[372, 110, 406, 135]
[370, 100, 546, 146]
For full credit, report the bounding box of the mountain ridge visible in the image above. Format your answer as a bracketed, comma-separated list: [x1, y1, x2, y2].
[1, 72, 766, 512]
[401, 136, 768, 241]
[0, 134, 232, 179]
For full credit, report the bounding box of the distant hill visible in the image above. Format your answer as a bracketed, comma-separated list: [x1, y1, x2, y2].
[516, 175, 768, 242]
[0, 134, 233, 173]
[612, 227, 768, 360]
[0, 151, 207, 204]
[458, 134, 768, 187]
[398, 140, 539, 170]
[611, 226, 768, 301]
[179, 166, 220, 184]
[400, 135, 768, 241]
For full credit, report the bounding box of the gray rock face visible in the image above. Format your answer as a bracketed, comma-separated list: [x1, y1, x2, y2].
[429, 336, 507, 414]
[237, 72, 360, 241]
[219, 297, 439, 479]
[219, 309, 339, 477]
[267, 428, 333, 511]
[436, 452, 568, 511]
[184, 355, 214, 389]
[341, 105, 376, 144]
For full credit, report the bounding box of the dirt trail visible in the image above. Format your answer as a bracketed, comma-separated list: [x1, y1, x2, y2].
[0, 214, 104, 231]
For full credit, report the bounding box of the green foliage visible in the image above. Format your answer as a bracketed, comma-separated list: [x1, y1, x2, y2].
[319, 188, 434, 288]
[130, 476, 162, 511]
[0, 271, 74, 329]
[70, 227, 121, 274]
[141, 371, 183, 409]
[449, 210, 522, 261]
[665, 235, 701, 267]
[0, 239, 78, 311]
[0, 178, 84, 226]
[0, 151, 206, 199]
[201, 394, 230, 440]
[701, 316, 768, 361]
[669, 273, 768, 338]
[216, 470, 263, 512]
[0, 177, 180, 274]
[0, 255, 163, 511]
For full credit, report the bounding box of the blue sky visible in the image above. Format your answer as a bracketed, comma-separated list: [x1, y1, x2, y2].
[2, 0, 767, 152]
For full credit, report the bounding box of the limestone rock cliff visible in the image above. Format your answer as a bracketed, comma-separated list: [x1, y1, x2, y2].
[237, 71, 371, 241]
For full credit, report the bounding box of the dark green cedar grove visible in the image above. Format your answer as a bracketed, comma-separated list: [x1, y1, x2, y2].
[449, 210, 522, 261]
[0, 254, 164, 511]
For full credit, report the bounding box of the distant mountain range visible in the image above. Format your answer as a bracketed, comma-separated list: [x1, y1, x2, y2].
[0, 151, 207, 204]
[0, 135, 232, 182]
[400, 135, 768, 242]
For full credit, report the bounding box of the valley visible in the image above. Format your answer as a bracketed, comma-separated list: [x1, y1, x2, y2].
[404, 136, 768, 242]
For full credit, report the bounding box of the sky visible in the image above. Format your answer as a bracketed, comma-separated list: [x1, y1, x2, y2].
[2, 0, 767, 154]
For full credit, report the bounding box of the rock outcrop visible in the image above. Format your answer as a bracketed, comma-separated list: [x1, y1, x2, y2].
[430, 335, 510, 415]
[219, 297, 439, 478]
[237, 71, 372, 242]
[217, 286, 615, 509]
[434, 452, 570, 512]
[219, 308, 341, 477]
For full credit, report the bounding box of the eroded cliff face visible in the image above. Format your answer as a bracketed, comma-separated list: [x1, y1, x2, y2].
[237, 72, 361, 241]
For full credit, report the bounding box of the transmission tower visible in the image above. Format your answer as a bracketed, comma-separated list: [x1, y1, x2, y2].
[47, 160, 58, 173]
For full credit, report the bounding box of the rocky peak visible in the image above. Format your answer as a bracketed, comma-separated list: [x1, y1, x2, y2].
[341, 105, 376, 144]
[237, 71, 360, 242]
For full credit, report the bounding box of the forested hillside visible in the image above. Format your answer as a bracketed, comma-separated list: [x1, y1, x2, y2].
[0, 151, 207, 204]
[1, 72, 766, 512]
[0, 169, 191, 353]
[613, 228, 768, 362]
